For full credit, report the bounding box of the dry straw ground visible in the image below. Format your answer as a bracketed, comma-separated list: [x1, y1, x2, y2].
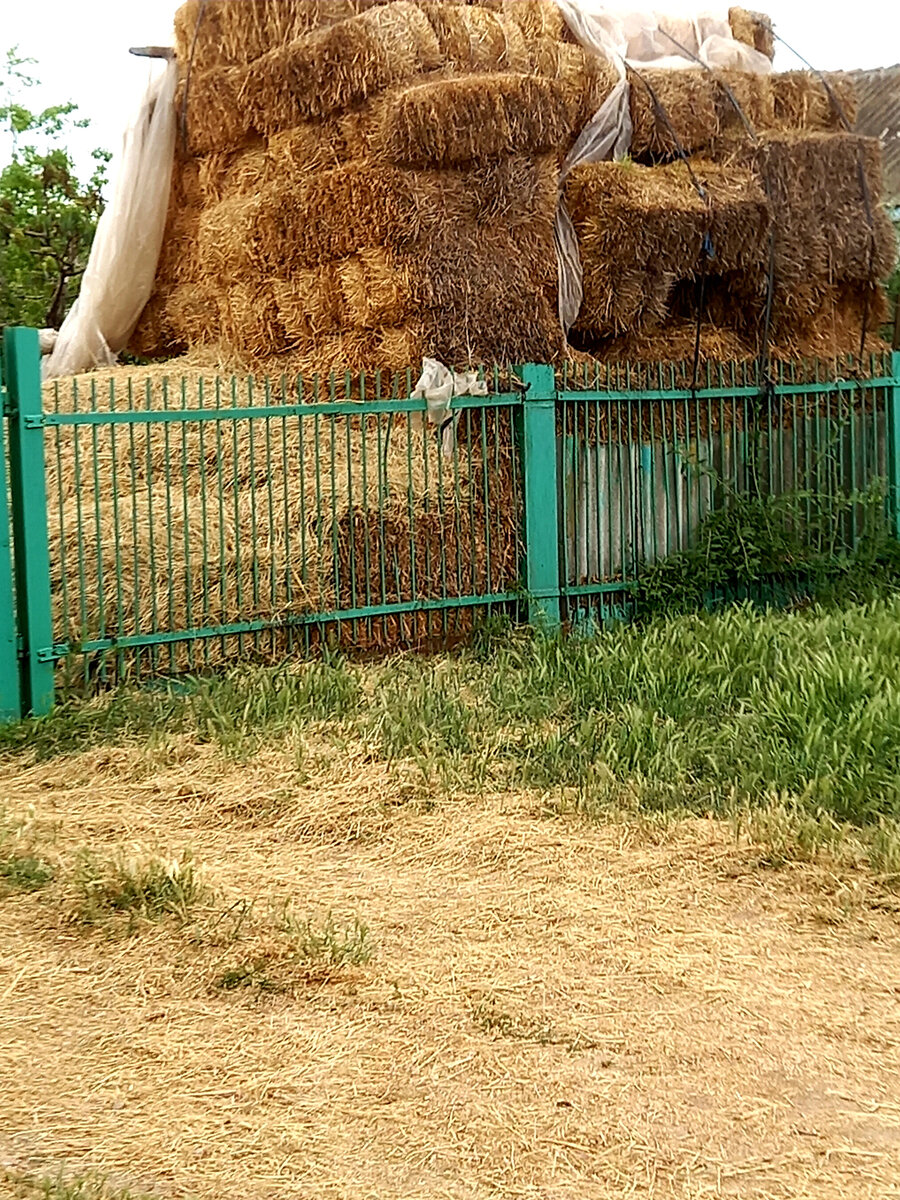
[1, 737, 900, 1199]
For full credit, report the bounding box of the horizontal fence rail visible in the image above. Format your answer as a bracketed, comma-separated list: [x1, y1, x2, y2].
[1, 325, 898, 720]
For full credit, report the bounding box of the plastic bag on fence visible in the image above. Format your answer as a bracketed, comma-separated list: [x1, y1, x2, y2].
[550, 3, 772, 330]
[43, 59, 178, 379]
[411, 359, 489, 459]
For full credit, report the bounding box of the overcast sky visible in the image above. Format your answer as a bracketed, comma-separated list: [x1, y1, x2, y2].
[3, 0, 899, 182]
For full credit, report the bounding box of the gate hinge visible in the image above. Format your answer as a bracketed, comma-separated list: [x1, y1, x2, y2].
[22, 413, 48, 430]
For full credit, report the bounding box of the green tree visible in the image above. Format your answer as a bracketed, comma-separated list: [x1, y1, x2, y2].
[0, 48, 109, 330]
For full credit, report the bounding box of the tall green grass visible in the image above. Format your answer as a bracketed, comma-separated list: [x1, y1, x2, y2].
[5, 597, 900, 827]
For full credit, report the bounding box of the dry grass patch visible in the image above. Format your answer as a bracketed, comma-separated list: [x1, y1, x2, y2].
[1, 738, 900, 1199]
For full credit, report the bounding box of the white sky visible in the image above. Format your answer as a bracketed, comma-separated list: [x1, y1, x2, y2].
[3, 0, 899, 182]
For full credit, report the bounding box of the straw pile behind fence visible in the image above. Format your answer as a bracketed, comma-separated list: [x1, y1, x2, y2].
[87, 1, 899, 661]
[130, 0, 895, 378]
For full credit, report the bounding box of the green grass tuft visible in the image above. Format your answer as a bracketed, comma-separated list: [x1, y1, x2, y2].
[75, 850, 204, 925]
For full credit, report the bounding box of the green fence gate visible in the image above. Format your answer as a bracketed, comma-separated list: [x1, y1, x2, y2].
[2, 325, 899, 722]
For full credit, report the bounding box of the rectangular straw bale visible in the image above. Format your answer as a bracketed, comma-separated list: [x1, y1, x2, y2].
[267, 122, 352, 177]
[174, 0, 391, 73]
[197, 142, 270, 204]
[338, 247, 413, 327]
[529, 42, 619, 131]
[156, 207, 202, 290]
[218, 279, 287, 357]
[629, 68, 719, 158]
[418, 4, 531, 73]
[719, 132, 896, 287]
[252, 153, 560, 269]
[165, 281, 222, 347]
[177, 65, 254, 156]
[770, 71, 858, 133]
[566, 159, 770, 337]
[240, 2, 442, 131]
[129, 293, 181, 360]
[290, 325, 425, 380]
[376, 73, 573, 166]
[728, 7, 775, 61]
[480, 0, 569, 42]
[196, 195, 267, 282]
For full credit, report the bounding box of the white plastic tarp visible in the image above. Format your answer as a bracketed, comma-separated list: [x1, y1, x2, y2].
[43, 59, 178, 379]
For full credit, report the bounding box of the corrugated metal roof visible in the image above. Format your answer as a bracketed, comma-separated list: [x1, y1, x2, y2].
[851, 64, 900, 207]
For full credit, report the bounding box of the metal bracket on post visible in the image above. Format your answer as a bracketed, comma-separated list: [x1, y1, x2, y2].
[4, 328, 55, 717]
[890, 351, 900, 543]
[518, 362, 561, 631]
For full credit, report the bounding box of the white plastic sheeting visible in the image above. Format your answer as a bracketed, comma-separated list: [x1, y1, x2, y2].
[43, 59, 178, 379]
[411, 358, 489, 457]
[551, 3, 772, 330]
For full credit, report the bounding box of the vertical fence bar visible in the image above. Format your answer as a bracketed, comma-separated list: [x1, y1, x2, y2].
[890, 351, 900, 541]
[517, 363, 560, 630]
[4, 328, 54, 716]
[0, 357, 22, 723]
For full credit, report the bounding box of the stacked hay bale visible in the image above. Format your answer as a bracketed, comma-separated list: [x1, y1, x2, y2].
[132, 0, 619, 373]
[131, 0, 896, 376]
[565, 66, 896, 365]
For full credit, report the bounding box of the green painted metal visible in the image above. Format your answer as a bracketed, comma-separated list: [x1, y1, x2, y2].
[0, 358, 23, 723]
[891, 352, 900, 542]
[0, 339, 897, 723]
[4, 328, 55, 716]
[518, 362, 561, 630]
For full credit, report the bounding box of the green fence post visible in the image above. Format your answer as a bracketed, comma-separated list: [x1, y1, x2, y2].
[519, 362, 561, 630]
[0, 357, 23, 723]
[4, 328, 55, 717]
[891, 351, 900, 542]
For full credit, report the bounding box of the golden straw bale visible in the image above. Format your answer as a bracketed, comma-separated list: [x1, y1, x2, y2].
[770, 71, 858, 132]
[240, 2, 442, 131]
[177, 65, 254, 156]
[277, 267, 345, 343]
[529, 42, 618, 131]
[714, 69, 775, 136]
[128, 293, 182, 360]
[174, 0, 391, 73]
[267, 122, 353, 177]
[196, 195, 266, 282]
[717, 132, 896, 288]
[197, 142, 270, 204]
[566, 159, 770, 338]
[376, 73, 573, 167]
[250, 153, 559, 270]
[338, 248, 413, 327]
[156, 208, 202, 291]
[291, 325, 425, 380]
[165, 281, 222, 347]
[728, 7, 775, 61]
[218, 279, 287, 357]
[630, 67, 861, 159]
[480, 0, 569, 41]
[629, 68, 720, 157]
[419, 4, 532, 73]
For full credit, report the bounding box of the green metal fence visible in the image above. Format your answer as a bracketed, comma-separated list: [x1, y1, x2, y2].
[1, 325, 899, 721]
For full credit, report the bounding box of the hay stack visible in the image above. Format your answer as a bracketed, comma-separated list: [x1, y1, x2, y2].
[132, 0, 894, 376]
